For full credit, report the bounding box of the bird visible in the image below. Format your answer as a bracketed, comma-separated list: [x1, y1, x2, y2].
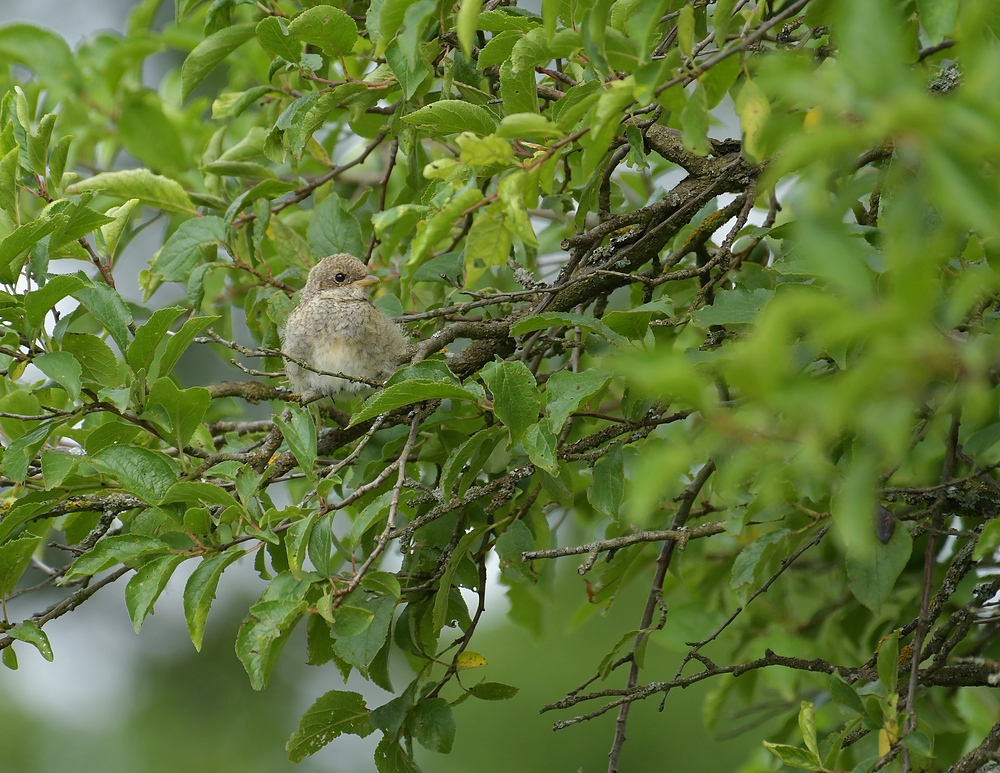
[282, 254, 410, 396]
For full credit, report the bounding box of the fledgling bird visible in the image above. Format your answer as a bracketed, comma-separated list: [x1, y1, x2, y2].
[282, 254, 409, 396]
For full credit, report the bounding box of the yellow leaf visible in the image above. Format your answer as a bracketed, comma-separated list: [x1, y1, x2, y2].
[735, 78, 771, 162]
[455, 651, 488, 670]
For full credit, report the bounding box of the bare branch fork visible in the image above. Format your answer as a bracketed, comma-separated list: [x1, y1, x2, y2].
[607, 459, 716, 773]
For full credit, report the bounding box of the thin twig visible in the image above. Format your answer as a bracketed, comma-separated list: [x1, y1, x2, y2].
[608, 460, 716, 773]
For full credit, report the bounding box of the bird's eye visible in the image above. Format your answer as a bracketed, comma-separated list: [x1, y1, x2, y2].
[334, 273, 346, 283]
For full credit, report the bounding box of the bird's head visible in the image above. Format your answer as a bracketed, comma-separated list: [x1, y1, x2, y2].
[301, 254, 379, 301]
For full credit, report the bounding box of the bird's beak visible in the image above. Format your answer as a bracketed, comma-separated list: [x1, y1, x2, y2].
[353, 275, 380, 287]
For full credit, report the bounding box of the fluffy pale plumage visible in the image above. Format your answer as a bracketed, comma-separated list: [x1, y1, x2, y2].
[282, 254, 409, 396]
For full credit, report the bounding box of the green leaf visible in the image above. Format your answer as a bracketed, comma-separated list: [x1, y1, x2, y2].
[379, 0, 422, 47]
[478, 9, 541, 32]
[202, 161, 276, 179]
[332, 595, 396, 670]
[510, 311, 628, 348]
[61, 332, 122, 386]
[236, 598, 306, 689]
[456, 133, 516, 167]
[477, 29, 520, 69]
[468, 681, 519, 700]
[7, 620, 53, 661]
[307, 193, 364, 259]
[48, 202, 116, 250]
[150, 216, 227, 282]
[331, 605, 376, 637]
[125, 554, 186, 633]
[692, 287, 773, 326]
[917, 0, 959, 41]
[456, 0, 481, 58]
[545, 369, 612, 433]
[481, 359, 539, 445]
[762, 742, 823, 771]
[876, 630, 900, 694]
[286, 690, 375, 763]
[0, 24, 79, 93]
[288, 5, 359, 56]
[973, 517, 1000, 560]
[349, 490, 394, 548]
[374, 737, 422, 773]
[0, 534, 42, 595]
[28, 113, 56, 177]
[845, 509, 912, 613]
[67, 169, 196, 215]
[183, 549, 245, 651]
[588, 445, 624, 519]
[47, 135, 70, 194]
[403, 101, 499, 137]
[34, 351, 82, 401]
[2, 425, 50, 484]
[0, 214, 69, 283]
[581, 79, 634, 179]
[283, 514, 317, 580]
[713, 0, 738, 48]
[212, 85, 275, 119]
[523, 422, 557, 474]
[63, 535, 170, 583]
[409, 698, 455, 754]
[731, 529, 789, 594]
[552, 81, 602, 130]
[350, 380, 482, 426]
[385, 39, 430, 100]
[464, 204, 512, 287]
[496, 113, 564, 141]
[97, 199, 140, 259]
[409, 188, 484, 266]
[159, 315, 220, 376]
[734, 77, 770, 163]
[440, 425, 506, 501]
[495, 520, 535, 583]
[798, 701, 819, 759]
[181, 22, 256, 102]
[512, 27, 580, 74]
[603, 297, 673, 338]
[676, 2, 694, 56]
[119, 90, 187, 173]
[89, 446, 179, 505]
[363, 571, 401, 599]
[41, 449, 79, 490]
[680, 83, 710, 157]
[700, 53, 741, 109]
[144, 377, 212, 449]
[161, 482, 241, 510]
[499, 59, 539, 114]
[256, 16, 301, 61]
[0, 146, 18, 218]
[72, 281, 134, 353]
[128, 306, 185, 374]
[581, 0, 613, 73]
[830, 671, 866, 716]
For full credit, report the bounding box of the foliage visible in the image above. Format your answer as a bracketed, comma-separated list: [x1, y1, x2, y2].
[1, 0, 1000, 771]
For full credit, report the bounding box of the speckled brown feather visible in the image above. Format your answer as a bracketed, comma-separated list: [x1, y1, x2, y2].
[282, 254, 409, 395]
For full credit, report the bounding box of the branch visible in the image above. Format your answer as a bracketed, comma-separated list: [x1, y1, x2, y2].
[608, 460, 716, 773]
[330, 409, 425, 609]
[0, 566, 131, 652]
[522, 521, 726, 574]
[902, 411, 961, 769]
